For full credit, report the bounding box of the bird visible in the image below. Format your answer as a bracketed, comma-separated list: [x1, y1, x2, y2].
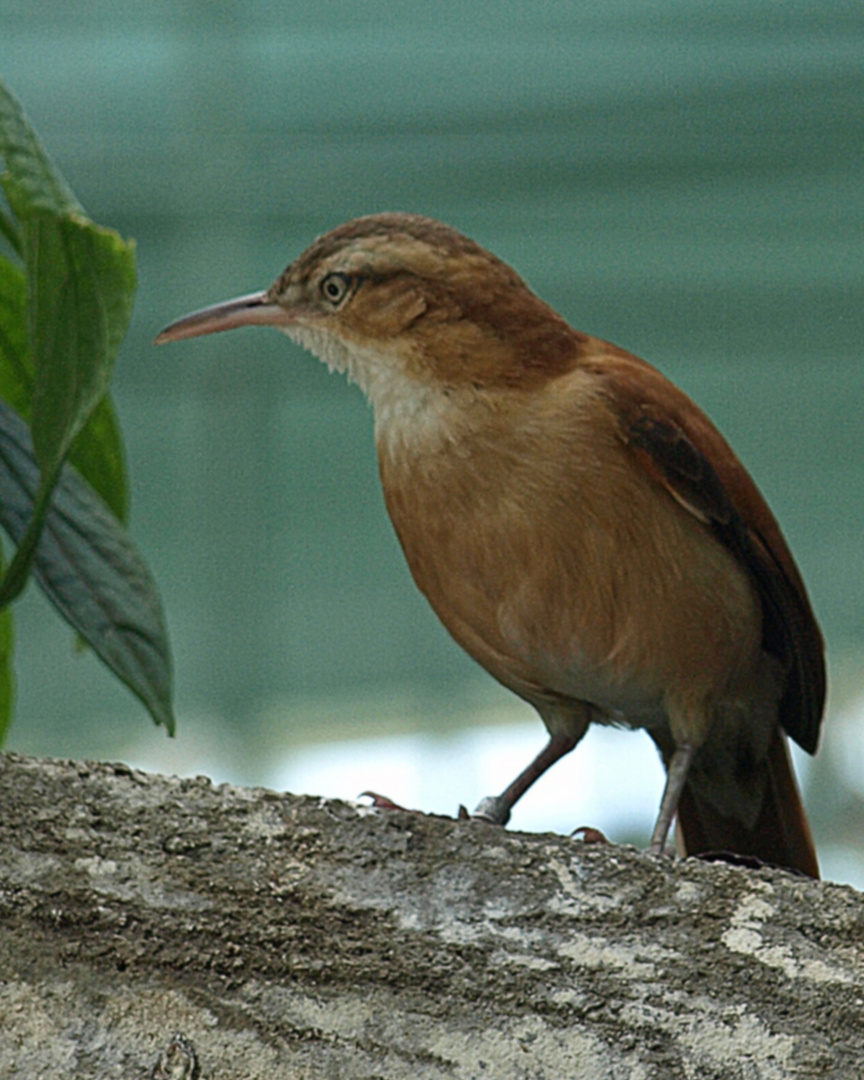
[156, 212, 824, 878]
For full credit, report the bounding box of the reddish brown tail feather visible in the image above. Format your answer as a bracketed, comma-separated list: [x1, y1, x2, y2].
[676, 726, 819, 878]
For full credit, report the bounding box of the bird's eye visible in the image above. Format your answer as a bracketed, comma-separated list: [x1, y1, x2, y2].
[320, 272, 352, 307]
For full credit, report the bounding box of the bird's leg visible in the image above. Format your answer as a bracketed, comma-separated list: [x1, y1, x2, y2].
[472, 732, 579, 825]
[648, 742, 696, 854]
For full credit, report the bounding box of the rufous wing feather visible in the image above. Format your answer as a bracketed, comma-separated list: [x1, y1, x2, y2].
[594, 346, 825, 752]
[592, 346, 824, 877]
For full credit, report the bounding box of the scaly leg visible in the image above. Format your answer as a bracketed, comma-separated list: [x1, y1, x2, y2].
[648, 742, 696, 854]
[472, 732, 579, 825]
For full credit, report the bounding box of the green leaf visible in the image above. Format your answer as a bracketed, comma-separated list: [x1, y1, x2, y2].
[0, 535, 15, 746]
[0, 77, 136, 603]
[0, 79, 82, 218]
[0, 398, 174, 733]
[0, 78, 167, 738]
[26, 213, 137, 477]
[0, 254, 128, 523]
[68, 395, 129, 524]
[0, 255, 31, 414]
[0, 207, 22, 257]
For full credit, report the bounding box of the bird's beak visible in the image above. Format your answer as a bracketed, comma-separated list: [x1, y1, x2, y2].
[154, 291, 293, 344]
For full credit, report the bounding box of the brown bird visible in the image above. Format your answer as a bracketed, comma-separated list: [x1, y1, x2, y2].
[157, 212, 824, 877]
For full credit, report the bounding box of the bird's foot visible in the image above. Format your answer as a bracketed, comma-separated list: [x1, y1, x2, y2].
[363, 791, 516, 827]
[644, 838, 682, 863]
[571, 826, 609, 844]
[360, 791, 414, 812]
[469, 795, 512, 826]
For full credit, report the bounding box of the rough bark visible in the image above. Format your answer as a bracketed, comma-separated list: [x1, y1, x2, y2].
[0, 751, 862, 1079]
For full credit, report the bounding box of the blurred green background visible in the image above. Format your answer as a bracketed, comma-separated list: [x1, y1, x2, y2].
[3, 1, 864, 883]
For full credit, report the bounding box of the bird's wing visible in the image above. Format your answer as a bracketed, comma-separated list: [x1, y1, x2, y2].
[590, 346, 825, 755]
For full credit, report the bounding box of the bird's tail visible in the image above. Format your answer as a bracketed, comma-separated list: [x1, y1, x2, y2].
[675, 725, 819, 878]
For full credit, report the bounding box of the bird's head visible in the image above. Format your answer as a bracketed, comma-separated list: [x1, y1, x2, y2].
[156, 213, 583, 406]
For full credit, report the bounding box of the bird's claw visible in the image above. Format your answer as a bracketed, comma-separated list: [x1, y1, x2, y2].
[571, 826, 609, 844]
[359, 791, 411, 812]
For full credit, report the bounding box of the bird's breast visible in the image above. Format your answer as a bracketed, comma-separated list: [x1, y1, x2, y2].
[376, 371, 763, 725]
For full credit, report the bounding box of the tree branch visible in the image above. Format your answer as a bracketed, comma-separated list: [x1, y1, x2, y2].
[0, 751, 860, 1078]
